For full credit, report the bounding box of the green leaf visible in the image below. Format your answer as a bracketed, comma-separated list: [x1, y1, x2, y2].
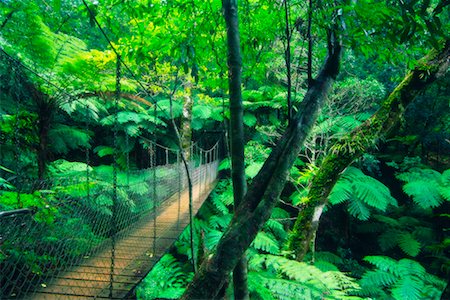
[245, 162, 263, 179]
[243, 113, 257, 127]
[397, 232, 421, 257]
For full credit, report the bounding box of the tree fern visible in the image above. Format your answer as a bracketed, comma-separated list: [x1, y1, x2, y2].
[252, 232, 280, 254]
[397, 167, 448, 209]
[439, 169, 450, 201]
[329, 167, 397, 220]
[136, 254, 191, 300]
[373, 214, 431, 257]
[397, 232, 421, 257]
[249, 254, 363, 299]
[48, 124, 91, 154]
[360, 256, 445, 300]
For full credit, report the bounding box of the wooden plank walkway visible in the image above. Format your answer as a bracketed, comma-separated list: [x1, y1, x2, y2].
[30, 181, 215, 300]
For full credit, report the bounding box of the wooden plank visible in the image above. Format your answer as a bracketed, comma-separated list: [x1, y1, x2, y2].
[27, 181, 216, 299]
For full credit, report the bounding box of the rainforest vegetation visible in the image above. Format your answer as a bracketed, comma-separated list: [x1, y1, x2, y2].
[0, 0, 449, 299]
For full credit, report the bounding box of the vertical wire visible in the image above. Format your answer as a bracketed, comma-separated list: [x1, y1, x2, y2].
[12, 60, 21, 208]
[109, 54, 121, 299]
[177, 150, 181, 230]
[152, 106, 157, 257]
[126, 130, 130, 187]
[85, 103, 91, 213]
[199, 149, 203, 196]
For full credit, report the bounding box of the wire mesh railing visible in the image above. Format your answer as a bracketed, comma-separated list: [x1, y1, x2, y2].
[0, 142, 219, 299]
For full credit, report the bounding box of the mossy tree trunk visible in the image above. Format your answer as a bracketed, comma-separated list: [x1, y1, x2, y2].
[287, 40, 450, 261]
[181, 26, 342, 299]
[223, 0, 249, 299]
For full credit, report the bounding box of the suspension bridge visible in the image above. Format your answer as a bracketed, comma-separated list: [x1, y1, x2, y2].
[0, 141, 221, 299]
[0, 1, 227, 298]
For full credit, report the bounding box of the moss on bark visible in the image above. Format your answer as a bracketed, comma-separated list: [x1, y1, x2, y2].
[288, 40, 450, 261]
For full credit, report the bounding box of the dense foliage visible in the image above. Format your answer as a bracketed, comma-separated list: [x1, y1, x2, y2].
[1, 0, 449, 299]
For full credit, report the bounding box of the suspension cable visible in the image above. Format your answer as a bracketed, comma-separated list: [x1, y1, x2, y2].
[109, 54, 121, 299]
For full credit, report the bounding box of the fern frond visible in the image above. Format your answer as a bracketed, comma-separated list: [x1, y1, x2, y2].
[347, 196, 371, 220]
[378, 229, 402, 251]
[330, 167, 397, 220]
[243, 113, 257, 127]
[252, 232, 280, 254]
[360, 269, 397, 288]
[391, 276, 423, 300]
[364, 256, 398, 274]
[314, 251, 343, 265]
[192, 105, 212, 119]
[396, 258, 425, 277]
[403, 180, 443, 209]
[374, 214, 400, 227]
[329, 180, 352, 204]
[208, 214, 232, 229]
[246, 162, 264, 179]
[397, 232, 421, 257]
[264, 219, 287, 240]
[48, 125, 91, 154]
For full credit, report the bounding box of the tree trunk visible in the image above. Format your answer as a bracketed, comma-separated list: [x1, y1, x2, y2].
[287, 40, 450, 261]
[223, 1, 249, 299]
[180, 76, 194, 160]
[180, 28, 342, 300]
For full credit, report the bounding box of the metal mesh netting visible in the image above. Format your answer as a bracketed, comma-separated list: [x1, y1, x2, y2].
[0, 144, 219, 299]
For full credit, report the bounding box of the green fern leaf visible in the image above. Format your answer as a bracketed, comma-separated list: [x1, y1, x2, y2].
[439, 169, 450, 201]
[329, 181, 352, 204]
[397, 232, 421, 257]
[209, 214, 232, 229]
[330, 167, 397, 219]
[391, 276, 423, 300]
[364, 256, 398, 274]
[264, 219, 287, 240]
[360, 269, 397, 288]
[248, 272, 277, 300]
[396, 259, 425, 277]
[378, 229, 402, 251]
[314, 251, 343, 265]
[252, 232, 280, 254]
[243, 112, 257, 127]
[193, 105, 212, 119]
[48, 125, 91, 154]
[374, 214, 400, 227]
[246, 162, 264, 179]
[347, 196, 371, 220]
[403, 180, 443, 209]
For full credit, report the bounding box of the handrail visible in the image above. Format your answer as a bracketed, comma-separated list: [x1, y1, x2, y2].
[0, 208, 36, 219]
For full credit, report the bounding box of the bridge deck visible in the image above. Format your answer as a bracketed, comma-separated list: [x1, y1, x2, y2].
[30, 182, 215, 299]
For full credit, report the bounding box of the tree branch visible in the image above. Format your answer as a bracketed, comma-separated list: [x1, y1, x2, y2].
[181, 28, 342, 300]
[287, 40, 450, 260]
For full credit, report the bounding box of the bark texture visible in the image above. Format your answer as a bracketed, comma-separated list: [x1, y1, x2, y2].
[288, 40, 450, 261]
[223, 1, 249, 298]
[181, 29, 342, 300]
[181, 79, 194, 160]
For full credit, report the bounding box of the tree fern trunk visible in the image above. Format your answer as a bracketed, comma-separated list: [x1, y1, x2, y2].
[287, 40, 450, 261]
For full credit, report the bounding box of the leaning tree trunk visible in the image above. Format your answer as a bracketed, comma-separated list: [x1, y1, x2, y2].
[287, 40, 450, 261]
[180, 24, 342, 299]
[223, 0, 249, 299]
